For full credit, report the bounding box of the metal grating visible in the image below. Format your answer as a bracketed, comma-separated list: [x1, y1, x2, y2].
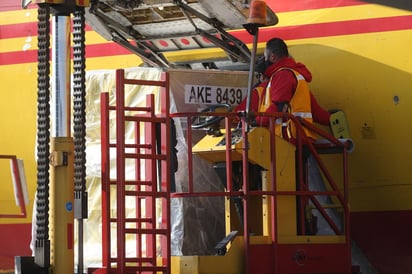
[85, 0, 278, 67]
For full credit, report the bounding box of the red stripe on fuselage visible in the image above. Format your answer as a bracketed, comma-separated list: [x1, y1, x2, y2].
[267, 0, 366, 12]
[0, 22, 94, 40]
[0, 223, 32, 270]
[0, 0, 36, 11]
[1, 0, 367, 13]
[351, 210, 412, 274]
[1, 22, 38, 40]
[232, 14, 412, 43]
[0, 42, 132, 66]
[1, 15, 411, 66]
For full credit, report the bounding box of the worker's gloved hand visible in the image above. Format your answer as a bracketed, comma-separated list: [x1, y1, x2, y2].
[233, 111, 257, 129]
[247, 112, 257, 127]
[231, 113, 241, 128]
[231, 111, 245, 128]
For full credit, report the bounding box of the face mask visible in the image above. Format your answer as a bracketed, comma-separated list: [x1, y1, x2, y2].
[265, 59, 273, 68]
[255, 57, 267, 74]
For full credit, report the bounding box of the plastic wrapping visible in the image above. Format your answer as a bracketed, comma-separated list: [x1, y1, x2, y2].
[168, 69, 248, 255]
[69, 67, 249, 268]
[79, 67, 166, 267]
[171, 114, 225, 255]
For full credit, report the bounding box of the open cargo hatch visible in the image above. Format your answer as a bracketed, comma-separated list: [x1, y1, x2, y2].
[85, 0, 278, 68]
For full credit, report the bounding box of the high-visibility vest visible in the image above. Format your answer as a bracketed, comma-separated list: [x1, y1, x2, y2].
[255, 85, 266, 109]
[259, 68, 317, 139]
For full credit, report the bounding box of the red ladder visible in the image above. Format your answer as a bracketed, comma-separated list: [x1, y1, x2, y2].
[98, 69, 171, 273]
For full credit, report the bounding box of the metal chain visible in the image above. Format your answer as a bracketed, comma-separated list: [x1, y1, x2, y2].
[73, 8, 88, 273]
[72, 7, 87, 212]
[35, 3, 51, 268]
[34, 3, 88, 270]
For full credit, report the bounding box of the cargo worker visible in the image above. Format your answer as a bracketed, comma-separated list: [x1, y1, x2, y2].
[235, 38, 330, 136]
[255, 37, 330, 139]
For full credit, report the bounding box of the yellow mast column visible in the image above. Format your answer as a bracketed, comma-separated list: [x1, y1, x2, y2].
[49, 9, 74, 273]
[30, 0, 86, 272]
[49, 137, 74, 273]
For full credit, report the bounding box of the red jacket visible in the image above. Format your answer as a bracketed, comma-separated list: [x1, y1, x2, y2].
[253, 57, 330, 126]
[234, 81, 265, 113]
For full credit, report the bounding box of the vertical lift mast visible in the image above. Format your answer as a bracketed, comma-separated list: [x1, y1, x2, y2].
[20, 0, 89, 273]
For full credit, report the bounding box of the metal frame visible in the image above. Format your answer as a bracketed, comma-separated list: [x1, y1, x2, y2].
[96, 69, 351, 273]
[0, 155, 27, 218]
[99, 69, 171, 273]
[169, 110, 352, 274]
[86, 0, 255, 67]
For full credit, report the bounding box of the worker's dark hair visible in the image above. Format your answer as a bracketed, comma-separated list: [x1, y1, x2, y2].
[266, 37, 289, 58]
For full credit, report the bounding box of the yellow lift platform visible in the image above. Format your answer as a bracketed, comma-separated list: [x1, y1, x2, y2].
[91, 69, 354, 274]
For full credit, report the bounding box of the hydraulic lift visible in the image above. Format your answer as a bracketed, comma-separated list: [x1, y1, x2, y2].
[17, 1, 273, 273]
[91, 68, 354, 273]
[17, 0, 356, 273]
[18, 0, 89, 273]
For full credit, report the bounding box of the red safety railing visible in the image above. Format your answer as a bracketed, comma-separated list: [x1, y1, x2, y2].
[98, 69, 170, 274]
[170, 110, 352, 274]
